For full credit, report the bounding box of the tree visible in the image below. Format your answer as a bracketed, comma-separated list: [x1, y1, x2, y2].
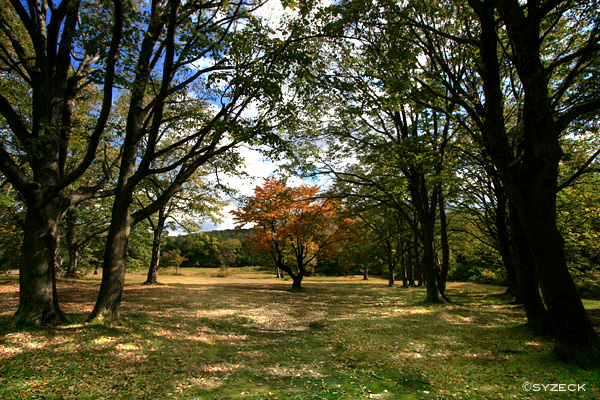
[465, 0, 600, 363]
[162, 249, 187, 276]
[88, 0, 307, 322]
[400, 0, 600, 362]
[217, 238, 242, 277]
[137, 169, 226, 285]
[61, 199, 111, 278]
[0, 0, 123, 325]
[233, 177, 354, 288]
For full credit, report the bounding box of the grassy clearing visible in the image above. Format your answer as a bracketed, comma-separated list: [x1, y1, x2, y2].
[1, 270, 599, 399]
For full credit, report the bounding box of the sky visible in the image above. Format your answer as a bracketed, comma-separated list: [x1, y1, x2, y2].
[198, 1, 307, 232]
[177, 0, 332, 233]
[201, 146, 281, 231]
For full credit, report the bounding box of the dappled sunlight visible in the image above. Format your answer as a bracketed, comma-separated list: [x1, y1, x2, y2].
[401, 308, 437, 315]
[266, 363, 325, 378]
[115, 342, 141, 352]
[113, 343, 148, 363]
[0, 344, 22, 356]
[1, 276, 599, 399]
[93, 336, 117, 346]
[218, 333, 250, 341]
[199, 363, 241, 373]
[439, 314, 475, 324]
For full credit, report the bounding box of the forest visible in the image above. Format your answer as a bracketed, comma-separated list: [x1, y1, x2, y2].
[1, 0, 600, 386]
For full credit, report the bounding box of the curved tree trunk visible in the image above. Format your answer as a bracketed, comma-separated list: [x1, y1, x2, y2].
[292, 273, 304, 288]
[276, 261, 304, 289]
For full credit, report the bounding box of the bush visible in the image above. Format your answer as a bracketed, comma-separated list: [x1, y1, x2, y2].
[574, 275, 600, 299]
[469, 268, 506, 285]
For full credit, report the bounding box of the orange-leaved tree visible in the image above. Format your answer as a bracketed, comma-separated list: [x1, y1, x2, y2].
[232, 178, 355, 288]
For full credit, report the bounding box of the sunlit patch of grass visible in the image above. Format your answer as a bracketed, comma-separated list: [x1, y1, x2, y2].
[1, 275, 599, 399]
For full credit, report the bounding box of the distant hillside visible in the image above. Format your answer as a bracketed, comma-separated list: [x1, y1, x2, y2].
[205, 229, 254, 241]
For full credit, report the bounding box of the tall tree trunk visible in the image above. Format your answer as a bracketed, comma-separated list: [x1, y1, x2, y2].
[438, 192, 450, 296]
[145, 208, 166, 285]
[13, 200, 66, 326]
[385, 239, 396, 287]
[407, 165, 446, 302]
[64, 209, 78, 278]
[407, 238, 415, 286]
[387, 262, 396, 287]
[363, 262, 369, 280]
[421, 225, 444, 302]
[64, 247, 79, 279]
[502, 0, 600, 363]
[414, 244, 422, 287]
[145, 231, 162, 284]
[494, 188, 519, 301]
[508, 207, 550, 334]
[522, 204, 600, 362]
[400, 241, 408, 288]
[87, 199, 131, 322]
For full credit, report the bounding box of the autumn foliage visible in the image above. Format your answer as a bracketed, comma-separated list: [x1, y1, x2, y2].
[232, 178, 355, 287]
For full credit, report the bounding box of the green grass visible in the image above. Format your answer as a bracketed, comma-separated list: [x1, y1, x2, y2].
[1, 272, 599, 399]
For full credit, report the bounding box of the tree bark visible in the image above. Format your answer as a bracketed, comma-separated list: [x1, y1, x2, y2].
[501, 0, 600, 363]
[421, 225, 444, 302]
[145, 208, 166, 285]
[410, 176, 445, 302]
[493, 181, 519, 301]
[64, 209, 78, 278]
[400, 241, 408, 288]
[292, 273, 304, 288]
[387, 262, 396, 287]
[277, 261, 304, 288]
[508, 206, 551, 334]
[470, 0, 600, 363]
[87, 199, 131, 322]
[13, 201, 66, 326]
[438, 192, 450, 296]
[407, 238, 415, 286]
[385, 239, 396, 287]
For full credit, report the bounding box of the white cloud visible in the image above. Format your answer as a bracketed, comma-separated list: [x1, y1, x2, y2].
[254, 0, 294, 29]
[204, 144, 331, 231]
[203, 146, 275, 231]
